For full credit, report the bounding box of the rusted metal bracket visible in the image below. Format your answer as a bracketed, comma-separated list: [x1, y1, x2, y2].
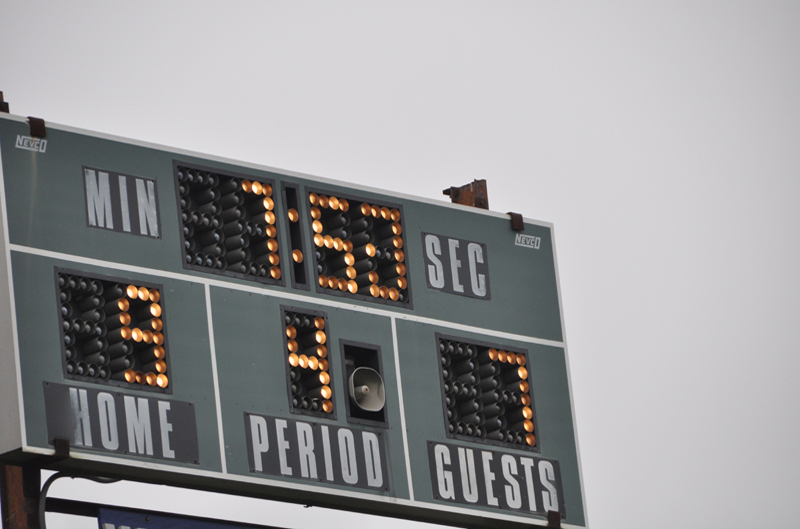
[0, 439, 69, 529]
[507, 211, 524, 231]
[52, 438, 70, 461]
[0, 92, 8, 113]
[443, 179, 489, 209]
[28, 117, 46, 138]
[546, 510, 562, 528]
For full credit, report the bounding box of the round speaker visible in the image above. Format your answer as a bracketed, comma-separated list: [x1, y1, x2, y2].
[348, 367, 386, 412]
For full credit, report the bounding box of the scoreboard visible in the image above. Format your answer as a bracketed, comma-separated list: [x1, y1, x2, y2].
[0, 113, 587, 528]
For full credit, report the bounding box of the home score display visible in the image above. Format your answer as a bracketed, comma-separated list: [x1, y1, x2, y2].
[0, 114, 586, 529]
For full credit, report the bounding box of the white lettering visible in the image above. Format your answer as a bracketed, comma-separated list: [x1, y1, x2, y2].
[481, 451, 499, 507]
[296, 422, 317, 479]
[249, 415, 269, 472]
[136, 178, 159, 237]
[69, 388, 92, 447]
[338, 428, 359, 485]
[501, 454, 522, 509]
[157, 401, 175, 459]
[457, 447, 479, 503]
[425, 234, 446, 288]
[320, 425, 335, 481]
[434, 444, 455, 500]
[520, 457, 538, 511]
[448, 238, 464, 293]
[539, 460, 559, 513]
[243, 415, 388, 489]
[85, 169, 113, 229]
[362, 431, 383, 488]
[275, 419, 292, 476]
[123, 396, 153, 456]
[96, 392, 118, 450]
[467, 242, 487, 297]
[118, 175, 131, 232]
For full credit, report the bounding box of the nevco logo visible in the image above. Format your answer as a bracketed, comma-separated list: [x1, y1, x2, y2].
[515, 233, 541, 250]
[15, 135, 47, 153]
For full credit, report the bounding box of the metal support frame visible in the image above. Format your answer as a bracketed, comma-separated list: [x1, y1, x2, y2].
[0, 464, 41, 529]
[45, 498, 290, 529]
[1, 456, 287, 529]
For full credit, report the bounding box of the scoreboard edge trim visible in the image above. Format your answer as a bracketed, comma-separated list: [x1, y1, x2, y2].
[0, 113, 554, 230]
[549, 224, 590, 526]
[0, 129, 27, 455]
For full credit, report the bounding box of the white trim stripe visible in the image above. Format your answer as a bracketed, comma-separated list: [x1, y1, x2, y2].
[391, 317, 414, 500]
[550, 225, 590, 526]
[8, 243, 565, 349]
[205, 283, 228, 474]
[0, 135, 28, 449]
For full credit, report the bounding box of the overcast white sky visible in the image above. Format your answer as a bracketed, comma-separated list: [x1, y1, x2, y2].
[2, 2, 799, 528]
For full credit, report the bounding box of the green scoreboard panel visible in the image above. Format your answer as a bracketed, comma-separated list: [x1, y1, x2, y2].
[0, 114, 587, 529]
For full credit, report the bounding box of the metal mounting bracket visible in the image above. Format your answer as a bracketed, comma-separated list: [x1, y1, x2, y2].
[28, 117, 46, 138]
[507, 211, 524, 230]
[547, 510, 562, 528]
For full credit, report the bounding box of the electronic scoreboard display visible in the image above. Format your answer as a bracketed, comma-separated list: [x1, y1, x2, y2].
[0, 114, 587, 529]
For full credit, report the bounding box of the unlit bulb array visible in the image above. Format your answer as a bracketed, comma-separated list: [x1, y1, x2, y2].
[284, 309, 333, 415]
[58, 272, 169, 389]
[178, 167, 281, 282]
[439, 338, 536, 448]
